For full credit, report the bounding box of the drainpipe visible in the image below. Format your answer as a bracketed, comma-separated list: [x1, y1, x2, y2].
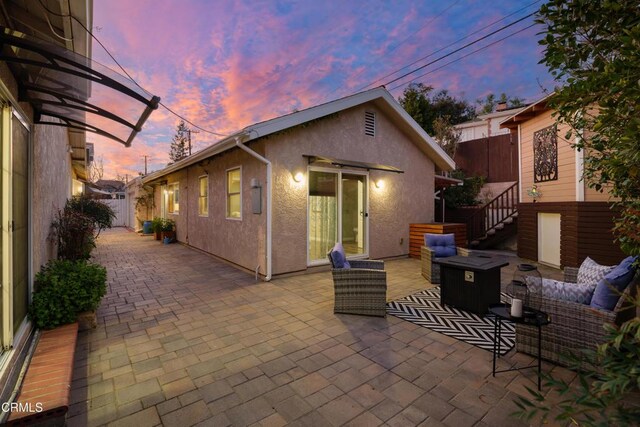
[235, 136, 272, 281]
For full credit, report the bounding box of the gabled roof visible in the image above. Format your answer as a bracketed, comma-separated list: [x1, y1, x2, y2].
[500, 93, 554, 130]
[454, 106, 526, 129]
[142, 87, 455, 184]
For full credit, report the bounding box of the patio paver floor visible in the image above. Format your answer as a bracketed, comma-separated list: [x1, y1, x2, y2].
[68, 228, 575, 426]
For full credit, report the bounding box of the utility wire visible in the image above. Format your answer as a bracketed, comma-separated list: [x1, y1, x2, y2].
[382, 12, 535, 88]
[388, 23, 537, 92]
[37, 0, 229, 138]
[358, 0, 542, 92]
[326, 0, 463, 98]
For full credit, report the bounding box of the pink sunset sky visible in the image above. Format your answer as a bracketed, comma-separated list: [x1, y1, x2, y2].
[90, 0, 554, 179]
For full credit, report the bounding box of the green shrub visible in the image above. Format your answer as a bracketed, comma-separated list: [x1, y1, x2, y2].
[161, 219, 175, 232]
[151, 217, 164, 233]
[51, 208, 95, 261]
[66, 195, 116, 237]
[443, 170, 486, 208]
[29, 260, 107, 329]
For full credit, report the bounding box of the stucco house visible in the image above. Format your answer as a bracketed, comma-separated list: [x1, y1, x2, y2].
[0, 0, 158, 406]
[142, 87, 454, 279]
[500, 94, 624, 268]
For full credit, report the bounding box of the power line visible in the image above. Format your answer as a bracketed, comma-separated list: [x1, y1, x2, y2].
[325, 0, 463, 99]
[358, 0, 543, 92]
[388, 23, 538, 92]
[37, 0, 229, 138]
[381, 12, 535, 88]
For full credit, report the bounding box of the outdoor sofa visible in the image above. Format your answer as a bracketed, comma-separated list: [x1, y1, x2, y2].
[516, 257, 638, 367]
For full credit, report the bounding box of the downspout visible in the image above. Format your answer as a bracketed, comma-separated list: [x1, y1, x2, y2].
[235, 136, 272, 281]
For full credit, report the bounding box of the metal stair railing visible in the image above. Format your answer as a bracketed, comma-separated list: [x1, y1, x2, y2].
[466, 182, 519, 244]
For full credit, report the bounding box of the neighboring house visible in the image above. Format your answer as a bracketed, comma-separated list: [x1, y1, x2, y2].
[94, 179, 126, 199]
[0, 0, 158, 404]
[500, 94, 624, 268]
[142, 87, 455, 279]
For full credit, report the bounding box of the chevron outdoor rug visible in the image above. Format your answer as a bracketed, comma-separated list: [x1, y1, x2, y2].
[387, 287, 515, 355]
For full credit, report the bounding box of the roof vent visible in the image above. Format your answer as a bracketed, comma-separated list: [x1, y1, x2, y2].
[364, 111, 376, 137]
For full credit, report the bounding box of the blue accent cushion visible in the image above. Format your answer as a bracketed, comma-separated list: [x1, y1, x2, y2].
[425, 233, 457, 258]
[329, 242, 349, 269]
[590, 256, 637, 311]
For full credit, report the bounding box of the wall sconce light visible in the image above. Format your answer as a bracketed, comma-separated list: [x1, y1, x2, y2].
[375, 179, 385, 189]
[527, 185, 542, 202]
[67, 145, 74, 154]
[293, 172, 304, 183]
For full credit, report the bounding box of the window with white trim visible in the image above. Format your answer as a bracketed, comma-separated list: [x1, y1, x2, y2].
[198, 175, 208, 216]
[168, 182, 179, 213]
[226, 168, 241, 219]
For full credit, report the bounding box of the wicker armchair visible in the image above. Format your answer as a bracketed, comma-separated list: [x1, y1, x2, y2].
[516, 268, 638, 367]
[329, 254, 387, 317]
[421, 245, 472, 284]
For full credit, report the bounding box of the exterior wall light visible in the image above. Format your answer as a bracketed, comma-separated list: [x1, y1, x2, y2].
[293, 172, 304, 183]
[375, 179, 385, 189]
[527, 185, 542, 202]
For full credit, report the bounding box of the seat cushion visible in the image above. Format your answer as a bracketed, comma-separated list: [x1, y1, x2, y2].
[590, 256, 637, 310]
[424, 233, 457, 258]
[577, 257, 615, 287]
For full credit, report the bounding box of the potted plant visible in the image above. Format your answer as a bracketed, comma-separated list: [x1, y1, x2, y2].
[151, 217, 164, 240]
[161, 219, 176, 243]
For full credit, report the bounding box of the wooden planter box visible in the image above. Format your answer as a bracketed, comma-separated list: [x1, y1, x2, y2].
[409, 223, 467, 259]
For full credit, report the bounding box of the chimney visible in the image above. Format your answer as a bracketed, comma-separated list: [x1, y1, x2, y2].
[496, 102, 508, 111]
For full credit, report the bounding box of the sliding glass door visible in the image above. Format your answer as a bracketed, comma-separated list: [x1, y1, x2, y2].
[308, 169, 368, 264]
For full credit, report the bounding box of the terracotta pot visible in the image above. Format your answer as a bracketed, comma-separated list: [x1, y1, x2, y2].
[154, 231, 162, 240]
[161, 231, 176, 241]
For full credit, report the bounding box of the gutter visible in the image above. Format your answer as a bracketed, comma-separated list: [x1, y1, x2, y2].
[235, 136, 272, 281]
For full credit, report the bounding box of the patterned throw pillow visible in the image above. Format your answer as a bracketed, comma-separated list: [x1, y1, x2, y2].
[540, 278, 595, 304]
[577, 257, 615, 288]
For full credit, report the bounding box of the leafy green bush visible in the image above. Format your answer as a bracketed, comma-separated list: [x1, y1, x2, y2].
[443, 170, 486, 208]
[29, 260, 107, 329]
[161, 219, 175, 232]
[151, 217, 164, 233]
[66, 195, 116, 237]
[51, 208, 95, 261]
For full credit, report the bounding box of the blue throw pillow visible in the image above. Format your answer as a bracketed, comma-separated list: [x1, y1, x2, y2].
[329, 242, 349, 269]
[425, 233, 457, 258]
[590, 256, 637, 310]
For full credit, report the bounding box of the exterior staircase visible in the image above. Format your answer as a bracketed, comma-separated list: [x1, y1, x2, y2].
[467, 182, 519, 249]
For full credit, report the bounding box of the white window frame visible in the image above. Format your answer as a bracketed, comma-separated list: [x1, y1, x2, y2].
[226, 166, 242, 220]
[306, 166, 369, 267]
[198, 175, 209, 217]
[1, 86, 33, 357]
[168, 182, 179, 214]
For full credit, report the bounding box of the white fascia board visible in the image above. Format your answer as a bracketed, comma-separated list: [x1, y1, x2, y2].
[244, 87, 454, 170]
[377, 91, 455, 171]
[141, 132, 244, 184]
[245, 88, 387, 139]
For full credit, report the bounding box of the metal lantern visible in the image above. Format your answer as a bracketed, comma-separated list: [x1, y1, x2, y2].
[508, 264, 543, 314]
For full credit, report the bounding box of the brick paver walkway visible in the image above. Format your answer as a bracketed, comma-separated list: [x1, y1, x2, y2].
[68, 228, 574, 426]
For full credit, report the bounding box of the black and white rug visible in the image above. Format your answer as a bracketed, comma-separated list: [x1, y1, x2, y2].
[387, 287, 514, 355]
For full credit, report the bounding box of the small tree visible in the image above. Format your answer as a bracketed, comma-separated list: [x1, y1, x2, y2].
[476, 93, 525, 114]
[398, 83, 476, 135]
[169, 120, 189, 164]
[537, 0, 640, 256]
[88, 156, 104, 183]
[66, 195, 116, 238]
[432, 116, 461, 159]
